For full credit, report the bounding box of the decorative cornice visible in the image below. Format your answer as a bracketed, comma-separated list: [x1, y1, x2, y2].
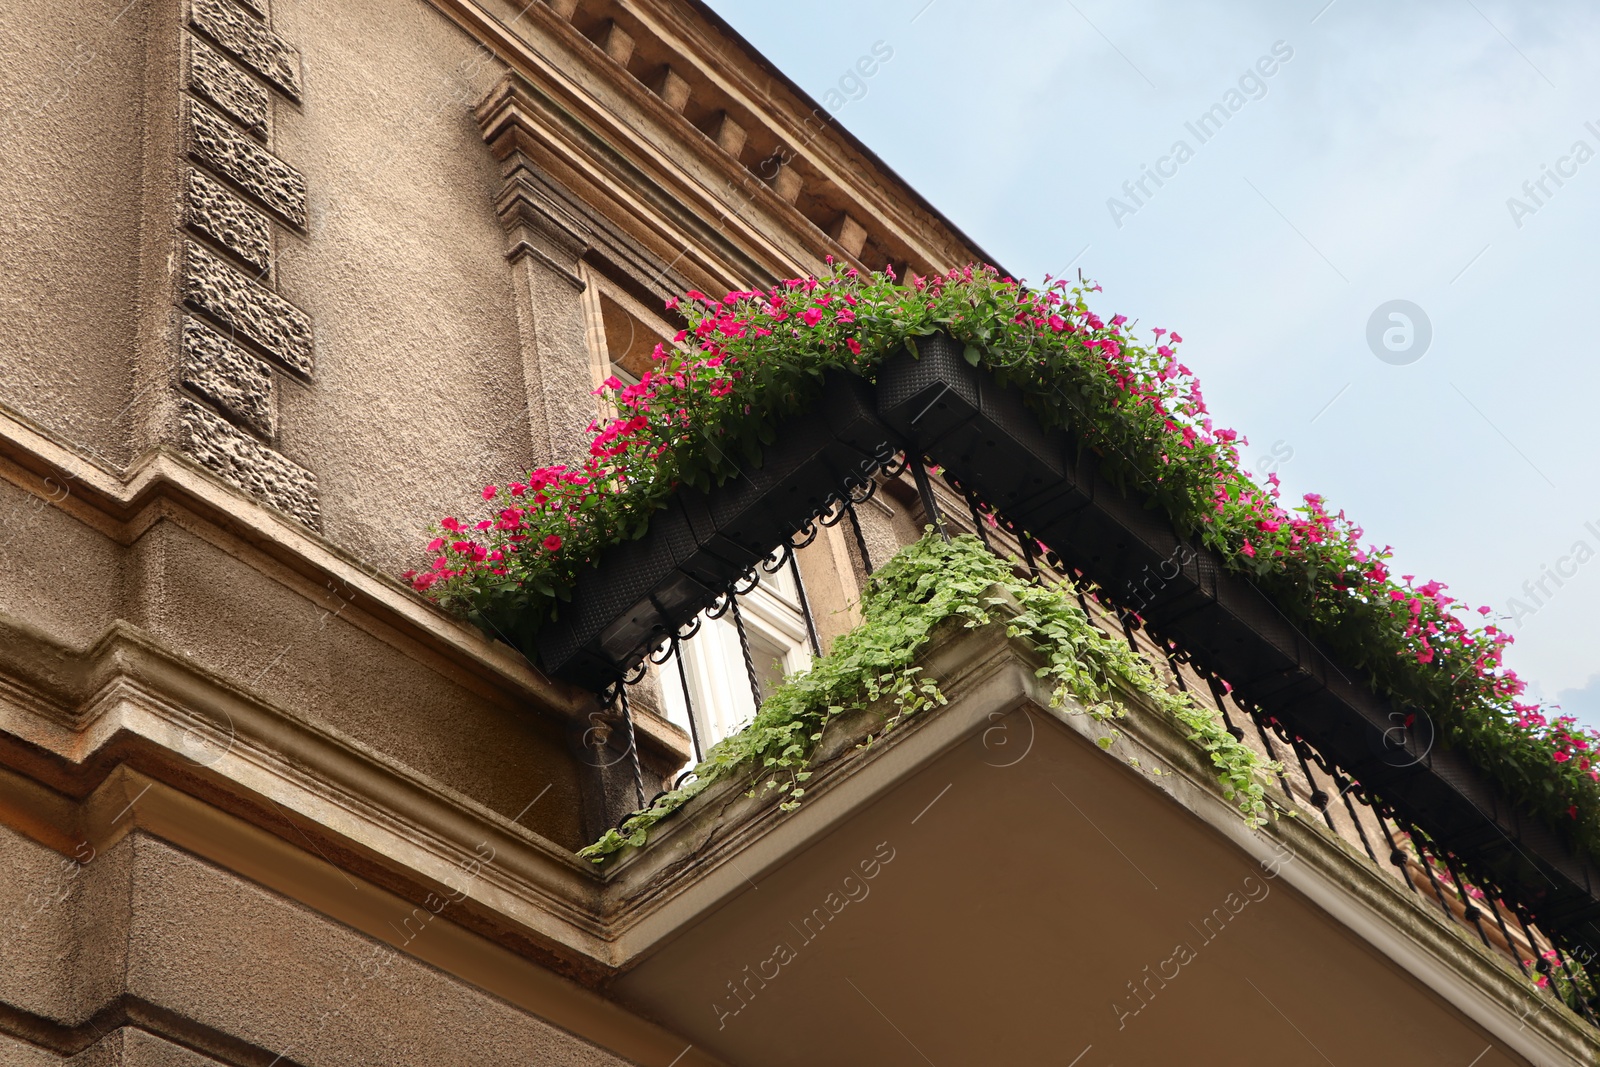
[0, 616, 612, 962]
[0, 767, 725, 1066]
[434, 0, 968, 292]
[478, 75, 695, 301]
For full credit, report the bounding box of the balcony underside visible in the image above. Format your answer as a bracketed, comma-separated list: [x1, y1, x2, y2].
[602, 620, 1595, 1066]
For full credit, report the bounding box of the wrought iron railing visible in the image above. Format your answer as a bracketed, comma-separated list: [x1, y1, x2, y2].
[551, 333, 1600, 1022]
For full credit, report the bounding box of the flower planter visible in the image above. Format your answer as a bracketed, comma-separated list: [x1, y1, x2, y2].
[877, 336, 1600, 939]
[537, 373, 900, 690]
[1048, 478, 1600, 932]
[876, 332, 1084, 525]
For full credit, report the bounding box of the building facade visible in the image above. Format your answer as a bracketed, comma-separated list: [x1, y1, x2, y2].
[0, 0, 1596, 1063]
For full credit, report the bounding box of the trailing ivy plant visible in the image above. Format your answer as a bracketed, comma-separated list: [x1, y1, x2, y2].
[408, 262, 1600, 866]
[577, 534, 1271, 861]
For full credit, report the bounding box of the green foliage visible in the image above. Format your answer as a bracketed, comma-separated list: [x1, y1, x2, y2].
[578, 534, 1272, 861]
[414, 262, 1600, 868]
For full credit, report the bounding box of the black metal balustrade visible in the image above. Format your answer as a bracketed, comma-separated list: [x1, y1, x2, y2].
[545, 332, 1600, 1019]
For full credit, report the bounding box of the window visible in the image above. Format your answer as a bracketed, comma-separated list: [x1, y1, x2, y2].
[658, 552, 815, 760]
[576, 268, 816, 763]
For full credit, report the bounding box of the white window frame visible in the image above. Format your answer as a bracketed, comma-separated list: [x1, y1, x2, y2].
[659, 555, 814, 761]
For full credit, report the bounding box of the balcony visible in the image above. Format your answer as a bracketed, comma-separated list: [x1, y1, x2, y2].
[594, 595, 1597, 1065]
[508, 329, 1600, 1062]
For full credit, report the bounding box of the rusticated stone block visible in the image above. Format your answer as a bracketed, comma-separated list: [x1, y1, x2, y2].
[185, 168, 272, 274]
[181, 317, 274, 438]
[179, 398, 319, 527]
[187, 34, 269, 141]
[182, 242, 312, 376]
[189, 0, 301, 100]
[187, 98, 305, 227]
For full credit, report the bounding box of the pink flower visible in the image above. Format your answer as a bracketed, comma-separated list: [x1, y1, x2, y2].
[482, 485, 497, 500]
[801, 308, 824, 327]
[427, 537, 445, 553]
[543, 534, 563, 552]
[846, 337, 862, 355]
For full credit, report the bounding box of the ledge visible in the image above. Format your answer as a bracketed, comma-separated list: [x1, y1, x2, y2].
[0, 400, 598, 725]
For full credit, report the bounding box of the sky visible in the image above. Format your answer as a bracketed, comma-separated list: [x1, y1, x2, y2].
[705, 0, 1600, 729]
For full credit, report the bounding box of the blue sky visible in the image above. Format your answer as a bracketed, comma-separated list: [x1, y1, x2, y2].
[708, 0, 1600, 726]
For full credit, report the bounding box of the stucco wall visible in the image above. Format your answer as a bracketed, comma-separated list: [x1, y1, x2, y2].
[0, 0, 158, 469]
[0, 826, 633, 1065]
[270, 0, 539, 573]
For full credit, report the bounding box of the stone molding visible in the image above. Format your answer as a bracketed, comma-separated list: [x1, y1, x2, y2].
[477, 77, 591, 290]
[181, 241, 312, 377]
[0, 409, 588, 720]
[174, 0, 318, 530]
[179, 316, 275, 438]
[475, 74, 690, 303]
[178, 398, 318, 527]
